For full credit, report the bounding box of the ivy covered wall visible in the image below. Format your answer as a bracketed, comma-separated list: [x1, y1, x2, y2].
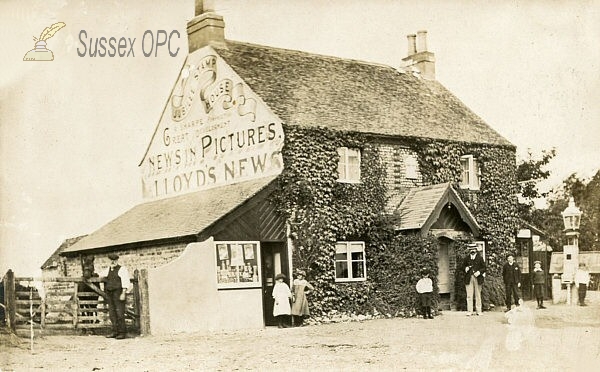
[409, 140, 519, 309]
[273, 125, 518, 319]
[272, 125, 388, 317]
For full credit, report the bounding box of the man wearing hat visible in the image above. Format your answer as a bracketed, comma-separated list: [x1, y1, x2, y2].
[99, 253, 131, 339]
[461, 243, 486, 316]
[502, 254, 521, 312]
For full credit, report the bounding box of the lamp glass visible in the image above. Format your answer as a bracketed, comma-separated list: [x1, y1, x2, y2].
[561, 197, 582, 230]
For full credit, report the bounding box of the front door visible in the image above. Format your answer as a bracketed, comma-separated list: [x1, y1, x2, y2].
[437, 238, 451, 294]
[261, 242, 289, 326]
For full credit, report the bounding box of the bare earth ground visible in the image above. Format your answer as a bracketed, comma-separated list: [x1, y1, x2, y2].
[1, 293, 599, 371]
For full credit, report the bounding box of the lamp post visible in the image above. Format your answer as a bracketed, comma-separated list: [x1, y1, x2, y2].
[561, 197, 582, 305]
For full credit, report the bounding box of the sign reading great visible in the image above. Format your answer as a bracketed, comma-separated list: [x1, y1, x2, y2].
[140, 47, 284, 199]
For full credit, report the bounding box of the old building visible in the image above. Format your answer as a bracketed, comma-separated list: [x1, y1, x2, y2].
[58, 2, 518, 333]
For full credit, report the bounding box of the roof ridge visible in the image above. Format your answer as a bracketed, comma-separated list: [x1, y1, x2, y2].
[224, 39, 405, 73]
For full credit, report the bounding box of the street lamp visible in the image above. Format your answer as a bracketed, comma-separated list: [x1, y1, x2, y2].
[562, 197, 582, 234]
[561, 197, 582, 305]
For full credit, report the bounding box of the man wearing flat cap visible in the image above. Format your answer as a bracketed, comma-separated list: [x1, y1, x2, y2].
[99, 253, 131, 339]
[461, 243, 486, 316]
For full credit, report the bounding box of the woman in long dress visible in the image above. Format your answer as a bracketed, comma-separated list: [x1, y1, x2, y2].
[291, 270, 314, 326]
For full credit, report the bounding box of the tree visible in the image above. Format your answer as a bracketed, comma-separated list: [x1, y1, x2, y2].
[516, 148, 599, 252]
[561, 170, 600, 251]
[516, 148, 556, 227]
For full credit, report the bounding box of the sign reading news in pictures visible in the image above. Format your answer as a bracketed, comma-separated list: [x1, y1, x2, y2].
[140, 47, 285, 199]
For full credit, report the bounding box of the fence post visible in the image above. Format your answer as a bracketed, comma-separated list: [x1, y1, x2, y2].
[4, 270, 16, 333]
[73, 281, 79, 328]
[41, 296, 46, 329]
[133, 270, 141, 332]
[139, 269, 151, 336]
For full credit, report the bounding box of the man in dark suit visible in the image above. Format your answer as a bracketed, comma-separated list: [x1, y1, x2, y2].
[100, 253, 131, 339]
[461, 244, 486, 316]
[502, 254, 521, 311]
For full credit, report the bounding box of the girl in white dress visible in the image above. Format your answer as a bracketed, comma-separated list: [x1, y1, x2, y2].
[272, 273, 292, 328]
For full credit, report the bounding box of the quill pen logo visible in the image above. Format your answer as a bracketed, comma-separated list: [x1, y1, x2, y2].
[23, 22, 66, 61]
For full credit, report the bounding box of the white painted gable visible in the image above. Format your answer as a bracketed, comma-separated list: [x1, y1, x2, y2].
[139, 46, 285, 200]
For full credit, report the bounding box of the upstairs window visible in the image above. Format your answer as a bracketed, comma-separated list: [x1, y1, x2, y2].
[460, 155, 480, 190]
[335, 241, 366, 282]
[404, 154, 419, 179]
[337, 147, 361, 183]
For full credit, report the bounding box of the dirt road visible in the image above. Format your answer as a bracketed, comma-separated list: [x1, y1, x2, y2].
[2, 296, 599, 371]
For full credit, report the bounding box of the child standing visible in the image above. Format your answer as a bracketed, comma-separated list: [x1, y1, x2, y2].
[272, 273, 292, 328]
[416, 268, 434, 319]
[532, 260, 546, 309]
[291, 269, 314, 327]
[575, 263, 591, 306]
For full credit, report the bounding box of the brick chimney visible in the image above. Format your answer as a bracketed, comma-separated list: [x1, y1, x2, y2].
[187, 0, 226, 52]
[402, 30, 435, 80]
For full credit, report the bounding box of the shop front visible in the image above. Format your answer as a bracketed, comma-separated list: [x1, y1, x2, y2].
[146, 235, 291, 334]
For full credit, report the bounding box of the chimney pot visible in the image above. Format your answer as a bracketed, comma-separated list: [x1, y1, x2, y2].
[195, 0, 215, 16]
[401, 30, 435, 80]
[188, 0, 226, 51]
[407, 34, 417, 56]
[416, 30, 428, 53]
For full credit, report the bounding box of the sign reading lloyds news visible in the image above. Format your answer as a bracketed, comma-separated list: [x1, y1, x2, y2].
[139, 48, 285, 199]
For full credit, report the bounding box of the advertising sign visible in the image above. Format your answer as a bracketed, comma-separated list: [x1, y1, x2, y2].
[140, 46, 285, 199]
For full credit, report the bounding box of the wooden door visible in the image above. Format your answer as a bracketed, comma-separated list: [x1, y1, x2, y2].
[437, 239, 451, 294]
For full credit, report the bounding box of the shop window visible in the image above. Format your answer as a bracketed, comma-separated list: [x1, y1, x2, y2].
[460, 155, 480, 190]
[215, 241, 261, 289]
[335, 241, 366, 282]
[337, 147, 361, 183]
[517, 238, 530, 273]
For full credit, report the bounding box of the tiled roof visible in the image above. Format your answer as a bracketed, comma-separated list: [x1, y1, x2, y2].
[394, 183, 479, 232]
[217, 41, 513, 147]
[41, 235, 87, 269]
[62, 176, 277, 254]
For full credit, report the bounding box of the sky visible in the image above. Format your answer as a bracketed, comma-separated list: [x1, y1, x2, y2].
[1, 0, 599, 276]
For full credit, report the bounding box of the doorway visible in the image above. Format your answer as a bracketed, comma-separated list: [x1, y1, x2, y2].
[437, 238, 451, 294]
[261, 241, 289, 326]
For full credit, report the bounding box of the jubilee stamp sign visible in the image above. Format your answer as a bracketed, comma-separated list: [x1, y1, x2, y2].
[140, 46, 285, 199]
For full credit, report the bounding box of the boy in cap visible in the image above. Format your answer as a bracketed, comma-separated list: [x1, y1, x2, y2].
[532, 260, 546, 309]
[99, 253, 131, 339]
[575, 263, 590, 306]
[461, 243, 486, 316]
[416, 268, 434, 319]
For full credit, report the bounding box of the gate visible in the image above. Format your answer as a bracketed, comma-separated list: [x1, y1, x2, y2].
[1, 269, 149, 336]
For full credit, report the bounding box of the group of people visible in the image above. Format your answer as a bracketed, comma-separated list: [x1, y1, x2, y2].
[272, 269, 315, 328]
[458, 243, 592, 315]
[97, 245, 592, 336]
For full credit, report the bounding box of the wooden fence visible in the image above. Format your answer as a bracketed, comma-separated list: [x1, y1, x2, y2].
[2, 269, 150, 336]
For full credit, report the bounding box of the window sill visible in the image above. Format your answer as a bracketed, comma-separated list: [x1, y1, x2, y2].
[337, 179, 362, 184]
[335, 278, 367, 283]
